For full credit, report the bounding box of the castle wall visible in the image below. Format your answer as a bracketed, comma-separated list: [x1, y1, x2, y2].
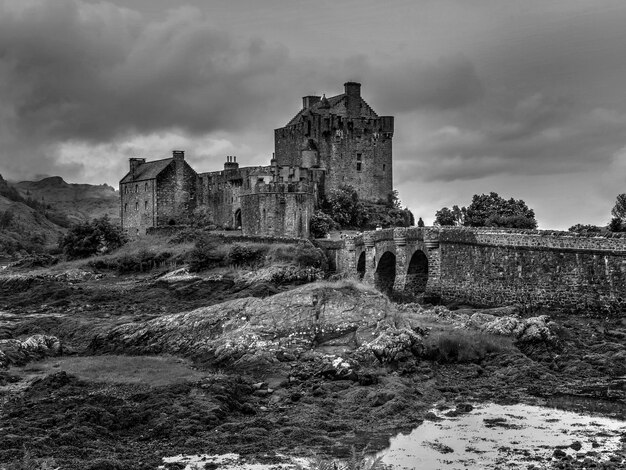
[120, 179, 156, 235]
[274, 115, 393, 201]
[240, 182, 315, 238]
[437, 228, 626, 314]
[155, 161, 197, 226]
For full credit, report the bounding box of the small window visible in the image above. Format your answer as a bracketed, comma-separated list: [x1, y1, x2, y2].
[382, 164, 386, 172]
[135, 185, 138, 193]
[357, 153, 362, 161]
[145, 182, 148, 191]
[144, 201, 148, 210]
[124, 203, 128, 212]
[135, 202, 138, 211]
[357, 162, 362, 172]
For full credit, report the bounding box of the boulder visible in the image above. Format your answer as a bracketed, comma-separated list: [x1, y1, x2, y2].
[89, 282, 395, 371]
[0, 334, 61, 368]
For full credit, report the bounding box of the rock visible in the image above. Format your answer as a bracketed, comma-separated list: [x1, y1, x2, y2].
[570, 441, 582, 451]
[455, 403, 474, 413]
[476, 315, 558, 345]
[0, 334, 61, 369]
[367, 391, 395, 407]
[355, 326, 426, 365]
[553, 449, 567, 459]
[89, 283, 395, 371]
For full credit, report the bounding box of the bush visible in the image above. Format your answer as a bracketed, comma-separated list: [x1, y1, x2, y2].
[188, 236, 227, 272]
[227, 243, 268, 267]
[423, 329, 514, 363]
[267, 243, 328, 270]
[310, 211, 335, 238]
[59, 216, 126, 259]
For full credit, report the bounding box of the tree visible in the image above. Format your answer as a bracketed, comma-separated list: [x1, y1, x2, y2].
[310, 210, 336, 238]
[611, 194, 626, 221]
[59, 215, 126, 259]
[568, 224, 602, 234]
[464, 192, 537, 229]
[323, 185, 366, 228]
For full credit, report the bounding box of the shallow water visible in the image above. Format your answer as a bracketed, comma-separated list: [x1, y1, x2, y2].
[160, 402, 626, 469]
[378, 403, 626, 469]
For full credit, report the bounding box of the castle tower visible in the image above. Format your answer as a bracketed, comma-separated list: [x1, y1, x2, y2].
[273, 82, 393, 201]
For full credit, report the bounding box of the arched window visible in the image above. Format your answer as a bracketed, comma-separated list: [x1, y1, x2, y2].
[145, 182, 148, 191]
[135, 202, 138, 211]
[144, 201, 148, 210]
[135, 184, 138, 193]
[124, 203, 128, 212]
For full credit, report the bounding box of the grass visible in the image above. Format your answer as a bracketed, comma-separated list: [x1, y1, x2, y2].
[14, 355, 209, 387]
[423, 328, 515, 363]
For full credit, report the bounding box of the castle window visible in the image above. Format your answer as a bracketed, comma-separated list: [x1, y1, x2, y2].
[357, 162, 362, 171]
[383, 164, 386, 172]
[135, 185, 138, 193]
[135, 202, 138, 211]
[124, 203, 128, 212]
[145, 182, 148, 191]
[144, 201, 148, 210]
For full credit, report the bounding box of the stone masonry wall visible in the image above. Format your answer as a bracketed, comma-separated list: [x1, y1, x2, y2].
[240, 184, 315, 238]
[274, 115, 393, 201]
[120, 179, 156, 235]
[156, 161, 198, 226]
[438, 228, 626, 313]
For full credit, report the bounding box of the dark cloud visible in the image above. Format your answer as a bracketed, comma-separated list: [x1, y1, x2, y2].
[0, 1, 289, 143]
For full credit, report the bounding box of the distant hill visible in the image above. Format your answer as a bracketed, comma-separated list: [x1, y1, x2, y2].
[13, 176, 119, 225]
[0, 174, 119, 256]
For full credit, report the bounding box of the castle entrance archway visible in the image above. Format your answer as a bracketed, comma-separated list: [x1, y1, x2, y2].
[234, 209, 242, 229]
[406, 250, 429, 293]
[375, 251, 396, 296]
[356, 252, 366, 280]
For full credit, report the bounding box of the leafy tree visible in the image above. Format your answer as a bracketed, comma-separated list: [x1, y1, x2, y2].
[611, 193, 626, 221]
[310, 210, 336, 238]
[568, 224, 603, 234]
[323, 185, 366, 228]
[59, 215, 126, 259]
[608, 217, 626, 233]
[434, 205, 465, 226]
[464, 192, 537, 229]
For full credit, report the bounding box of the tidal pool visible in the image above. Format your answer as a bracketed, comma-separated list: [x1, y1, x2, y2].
[160, 403, 626, 470]
[377, 403, 626, 469]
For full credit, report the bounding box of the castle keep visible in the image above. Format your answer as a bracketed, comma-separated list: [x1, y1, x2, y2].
[120, 82, 394, 237]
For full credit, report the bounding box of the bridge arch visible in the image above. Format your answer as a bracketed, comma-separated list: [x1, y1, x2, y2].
[356, 251, 366, 280]
[405, 249, 429, 293]
[375, 251, 396, 295]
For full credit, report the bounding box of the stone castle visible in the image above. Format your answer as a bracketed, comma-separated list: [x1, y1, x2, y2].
[120, 82, 394, 237]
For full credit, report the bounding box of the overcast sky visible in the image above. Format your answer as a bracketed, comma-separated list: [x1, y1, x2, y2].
[1, 0, 626, 229]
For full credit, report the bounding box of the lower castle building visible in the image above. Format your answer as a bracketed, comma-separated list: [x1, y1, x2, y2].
[120, 82, 394, 238]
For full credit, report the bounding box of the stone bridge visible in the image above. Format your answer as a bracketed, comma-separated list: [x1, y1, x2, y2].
[320, 226, 626, 313]
[333, 227, 441, 297]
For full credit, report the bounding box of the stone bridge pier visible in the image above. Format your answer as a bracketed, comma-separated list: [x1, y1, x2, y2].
[341, 227, 441, 297]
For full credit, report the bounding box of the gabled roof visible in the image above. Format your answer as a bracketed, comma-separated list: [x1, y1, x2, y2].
[285, 93, 378, 127]
[120, 158, 173, 184]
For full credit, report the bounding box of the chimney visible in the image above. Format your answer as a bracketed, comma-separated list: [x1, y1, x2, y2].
[344, 81, 362, 116]
[224, 155, 239, 171]
[172, 150, 185, 161]
[129, 157, 146, 177]
[344, 82, 361, 98]
[302, 95, 321, 109]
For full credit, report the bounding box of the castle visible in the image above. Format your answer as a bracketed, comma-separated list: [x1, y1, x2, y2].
[120, 82, 394, 237]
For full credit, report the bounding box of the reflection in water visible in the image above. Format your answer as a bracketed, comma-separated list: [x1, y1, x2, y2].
[378, 403, 626, 469]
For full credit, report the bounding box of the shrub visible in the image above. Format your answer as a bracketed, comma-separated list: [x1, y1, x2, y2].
[267, 243, 328, 270]
[227, 243, 267, 267]
[188, 236, 226, 272]
[310, 210, 336, 238]
[58, 215, 126, 259]
[423, 329, 514, 363]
